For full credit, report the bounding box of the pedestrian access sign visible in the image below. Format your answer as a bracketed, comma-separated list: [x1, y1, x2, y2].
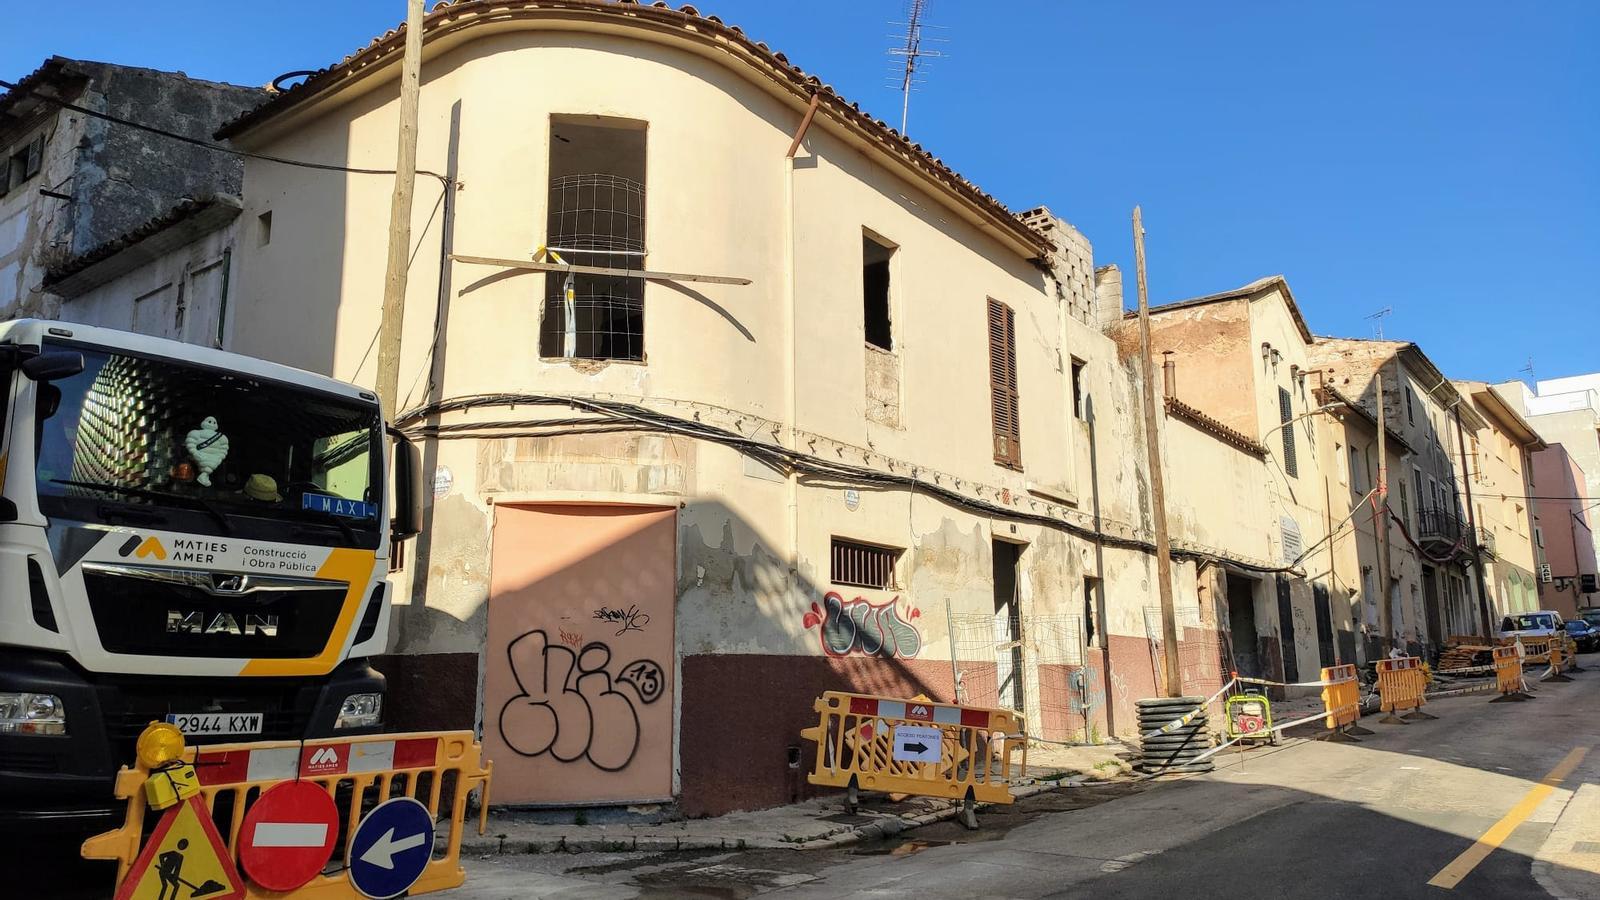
[348, 797, 435, 899]
[115, 794, 244, 900]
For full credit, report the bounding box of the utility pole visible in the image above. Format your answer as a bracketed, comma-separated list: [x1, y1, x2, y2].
[1455, 405, 1494, 637]
[1133, 206, 1182, 698]
[1325, 475, 1341, 665]
[1375, 373, 1393, 653]
[375, 0, 426, 422]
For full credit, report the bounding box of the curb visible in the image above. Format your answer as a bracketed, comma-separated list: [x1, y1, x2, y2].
[461, 776, 1086, 857]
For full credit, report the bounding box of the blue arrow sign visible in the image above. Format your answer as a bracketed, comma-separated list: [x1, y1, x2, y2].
[348, 797, 434, 899]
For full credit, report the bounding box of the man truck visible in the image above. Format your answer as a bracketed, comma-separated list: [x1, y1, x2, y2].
[0, 320, 422, 829]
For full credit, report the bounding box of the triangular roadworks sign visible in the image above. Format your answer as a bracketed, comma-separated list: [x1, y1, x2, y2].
[114, 794, 244, 900]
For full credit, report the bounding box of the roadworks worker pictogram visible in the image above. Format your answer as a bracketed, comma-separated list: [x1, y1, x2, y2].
[115, 794, 244, 900]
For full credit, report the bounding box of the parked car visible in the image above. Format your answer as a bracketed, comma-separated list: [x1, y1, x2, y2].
[1566, 619, 1600, 653]
[1499, 610, 1566, 640]
[1581, 608, 1600, 629]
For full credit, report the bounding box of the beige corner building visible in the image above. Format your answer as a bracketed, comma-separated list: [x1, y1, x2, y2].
[192, 0, 1276, 815]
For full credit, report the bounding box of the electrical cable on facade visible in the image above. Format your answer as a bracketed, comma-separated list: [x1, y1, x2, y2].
[396, 392, 1316, 577]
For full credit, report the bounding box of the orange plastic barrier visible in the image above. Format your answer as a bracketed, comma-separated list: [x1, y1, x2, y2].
[800, 692, 1024, 826]
[83, 729, 491, 898]
[1376, 656, 1435, 724]
[1490, 645, 1527, 702]
[1320, 664, 1360, 730]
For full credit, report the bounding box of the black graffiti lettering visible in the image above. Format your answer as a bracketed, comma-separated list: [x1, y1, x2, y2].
[592, 604, 650, 636]
[616, 659, 665, 705]
[497, 630, 666, 772]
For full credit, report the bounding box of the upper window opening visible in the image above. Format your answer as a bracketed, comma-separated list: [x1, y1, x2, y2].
[831, 538, 902, 590]
[540, 117, 648, 362]
[3, 133, 44, 196]
[863, 233, 894, 351]
[1071, 357, 1087, 420]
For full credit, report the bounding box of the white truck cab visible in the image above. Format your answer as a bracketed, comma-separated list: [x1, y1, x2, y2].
[0, 320, 421, 830]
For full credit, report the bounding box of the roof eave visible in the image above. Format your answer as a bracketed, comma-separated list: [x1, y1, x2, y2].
[215, 0, 1051, 261]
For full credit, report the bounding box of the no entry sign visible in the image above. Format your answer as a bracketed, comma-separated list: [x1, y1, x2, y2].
[238, 780, 340, 891]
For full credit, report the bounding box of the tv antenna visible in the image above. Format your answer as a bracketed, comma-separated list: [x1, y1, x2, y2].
[1365, 306, 1393, 339]
[887, 0, 946, 136]
[1520, 356, 1535, 381]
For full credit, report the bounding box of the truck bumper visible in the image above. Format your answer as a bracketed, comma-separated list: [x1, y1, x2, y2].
[0, 651, 385, 832]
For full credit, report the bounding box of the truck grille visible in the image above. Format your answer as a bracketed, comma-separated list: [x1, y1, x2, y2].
[84, 569, 345, 659]
[102, 678, 318, 748]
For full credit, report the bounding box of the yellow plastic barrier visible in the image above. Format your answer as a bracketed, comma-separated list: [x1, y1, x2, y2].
[1319, 664, 1369, 740]
[1376, 656, 1436, 724]
[83, 728, 492, 898]
[1546, 636, 1575, 682]
[800, 692, 1024, 827]
[1490, 645, 1528, 702]
[1518, 636, 1552, 665]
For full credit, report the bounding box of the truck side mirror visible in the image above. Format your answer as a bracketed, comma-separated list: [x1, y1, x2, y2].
[389, 428, 424, 542]
[21, 350, 84, 381]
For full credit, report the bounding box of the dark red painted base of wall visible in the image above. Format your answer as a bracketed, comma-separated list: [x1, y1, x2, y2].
[371, 651, 478, 734]
[679, 654, 957, 817]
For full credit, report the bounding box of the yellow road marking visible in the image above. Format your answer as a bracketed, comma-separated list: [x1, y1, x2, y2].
[1427, 746, 1589, 889]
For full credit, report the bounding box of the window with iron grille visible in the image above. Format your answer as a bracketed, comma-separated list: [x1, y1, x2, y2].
[830, 538, 902, 590]
[988, 298, 1021, 469]
[1278, 386, 1297, 477]
[539, 118, 648, 361]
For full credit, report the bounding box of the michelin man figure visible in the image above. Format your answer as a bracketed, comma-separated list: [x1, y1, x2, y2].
[185, 416, 229, 487]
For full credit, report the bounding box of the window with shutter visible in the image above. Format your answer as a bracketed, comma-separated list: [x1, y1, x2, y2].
[987, 298, 1021, 469]
[1278, 386, 1297, 477]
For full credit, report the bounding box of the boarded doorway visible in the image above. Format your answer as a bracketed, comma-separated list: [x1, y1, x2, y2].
[1422, 566, 1442, 648]
[1226, 574, 1262, 679]
[993, 539, 1025, 712]
[482, 504, 675, 804]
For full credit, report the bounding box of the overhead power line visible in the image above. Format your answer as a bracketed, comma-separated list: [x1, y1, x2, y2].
[0, 77, 450, 184]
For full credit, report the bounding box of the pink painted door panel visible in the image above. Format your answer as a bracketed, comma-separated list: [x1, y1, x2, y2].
[483, 504, 675, 804]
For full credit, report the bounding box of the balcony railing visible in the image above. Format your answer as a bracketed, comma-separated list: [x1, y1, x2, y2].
[1477, 527, 1497, 559]
[1417, 508, 1465, 552]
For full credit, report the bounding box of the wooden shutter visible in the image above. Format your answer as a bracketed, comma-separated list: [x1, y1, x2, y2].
[988, 299, 1021, 469]
[1278, 386, 1297, 477]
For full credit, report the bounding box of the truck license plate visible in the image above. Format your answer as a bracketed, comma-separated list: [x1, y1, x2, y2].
[165, 712, 263, 736]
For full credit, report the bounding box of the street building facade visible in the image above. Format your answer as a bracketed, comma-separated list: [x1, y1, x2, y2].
[1455, 381, 1545, 622]
[199, 0, 1239, 815]
[1310, 339, 1489, 650]
[0, 57, 261, 330]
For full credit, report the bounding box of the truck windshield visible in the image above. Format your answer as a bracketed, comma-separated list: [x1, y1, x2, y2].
[34, 342, 381, 548]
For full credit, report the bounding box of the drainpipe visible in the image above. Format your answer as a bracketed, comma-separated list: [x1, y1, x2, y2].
[1454, 404, 1493, 638]
[1162, 351, 1176, 399]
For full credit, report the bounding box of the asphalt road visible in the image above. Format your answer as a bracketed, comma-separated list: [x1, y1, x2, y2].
[20, 656, 1600, 898]
[458, 658, 1600, 899]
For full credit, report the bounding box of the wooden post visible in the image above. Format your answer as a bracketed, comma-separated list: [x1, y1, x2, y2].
[1133, 206, 1183, 698]
[1455, 404, 1495, 638]
[375, 0, 426, 421]
[1375, 372, 1393, 653]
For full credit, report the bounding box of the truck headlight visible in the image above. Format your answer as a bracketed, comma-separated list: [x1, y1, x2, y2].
[335, 692, 383, 729]
[0, 692, 67, 735]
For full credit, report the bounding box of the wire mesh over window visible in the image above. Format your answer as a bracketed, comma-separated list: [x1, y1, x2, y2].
[540, 173, 647, 361]
[830, 538, 903, 590]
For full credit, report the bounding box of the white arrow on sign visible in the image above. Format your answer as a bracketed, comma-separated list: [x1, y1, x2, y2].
[360, 827, 427, 869]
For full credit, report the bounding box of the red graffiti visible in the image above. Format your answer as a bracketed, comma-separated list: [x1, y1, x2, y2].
[558, 627, 584, 649]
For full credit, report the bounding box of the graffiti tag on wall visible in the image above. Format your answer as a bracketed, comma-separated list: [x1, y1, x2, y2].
[497, 629, 664, 772]
[802, 592, 922, 659]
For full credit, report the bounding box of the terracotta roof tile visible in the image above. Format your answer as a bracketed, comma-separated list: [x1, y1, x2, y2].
[215, 0, 1049, 256]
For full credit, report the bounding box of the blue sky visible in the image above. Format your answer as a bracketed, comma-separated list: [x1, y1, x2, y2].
[5, 2, 1596, 384]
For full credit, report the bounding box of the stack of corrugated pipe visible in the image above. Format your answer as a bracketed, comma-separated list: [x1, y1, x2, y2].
[1136, 696, 1215, 774]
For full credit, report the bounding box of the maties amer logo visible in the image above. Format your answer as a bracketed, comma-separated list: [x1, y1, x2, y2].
[116, 534, 167, 560]
[309, 747, 339, 766]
